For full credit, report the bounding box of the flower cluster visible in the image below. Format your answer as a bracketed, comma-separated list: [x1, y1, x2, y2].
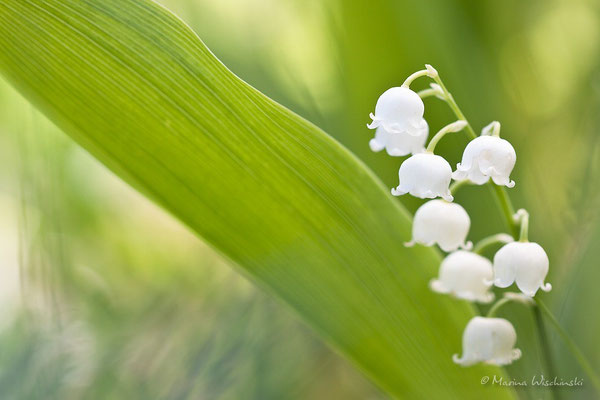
[367, 65, 552, 367]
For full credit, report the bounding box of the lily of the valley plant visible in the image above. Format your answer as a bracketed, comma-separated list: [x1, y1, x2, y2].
[367, 65, 552, 367]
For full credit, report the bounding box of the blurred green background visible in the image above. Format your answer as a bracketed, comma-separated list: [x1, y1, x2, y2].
[0, 0, 599, 398]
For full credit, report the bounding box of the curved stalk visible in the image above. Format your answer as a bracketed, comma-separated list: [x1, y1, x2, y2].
[430, 73, 477, 140]
[486, 297, 513, 318]
[426, 120, 467, 153]
[473, 233, 514, 255]
[449, 179, 471, 196]
[515, 209, 529, 242]
[486, 293, 534, 317]
[417, 88, 439, 99]
[402, 69, 431, 88]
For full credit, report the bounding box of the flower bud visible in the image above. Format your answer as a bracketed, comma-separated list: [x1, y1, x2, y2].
[369, 119, 428, 156]
[406, 200, 471, 252]
[453, 316, 522, 366]
[452, 136, 516, 187]
[492, 242, 552, 296]
[367, 87, 424, 134]
[425, 64, 438, 78]
[430, 251, 494, 303]
[392, 153, 453, 201]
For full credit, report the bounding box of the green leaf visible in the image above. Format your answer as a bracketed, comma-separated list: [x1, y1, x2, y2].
[0, 1, 514, 398]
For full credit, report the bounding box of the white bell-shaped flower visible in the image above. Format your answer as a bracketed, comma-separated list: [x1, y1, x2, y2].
[492, 242, 552, 297]
[392, 153, 453, 201]
[367, 87, 424, 134]
[453, 316, 521, 366]
[369, 119, 428, 156]
[430, 251, 494, 303]
[452, 135, 516, 187]
[406, 200, 471, 252]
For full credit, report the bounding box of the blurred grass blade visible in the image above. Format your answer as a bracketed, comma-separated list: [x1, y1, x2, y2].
[0, 1, 514, 398]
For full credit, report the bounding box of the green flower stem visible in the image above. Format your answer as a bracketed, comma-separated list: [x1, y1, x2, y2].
[535, 299, 600, 394]
[532, 304, 560, 400]
[490, 122, 501, 137]
[402, 69, 431, 88]
[430, 74, 477, 140]
[426, 120, 467, 153]
[487, 294, 535, 318]
[472, 233, 514, 255]
[490, 184, 519, 238]
[486, 297, 514, 318]
[516, 209, 529, 242]
[417, 88, 439, 99]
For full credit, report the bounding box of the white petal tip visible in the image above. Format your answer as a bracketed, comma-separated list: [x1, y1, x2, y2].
[480, 293, 495, 304]
[541, 283, 552, 292]
[369, 139, 384, 152]
[461, 241, 473, 250]
[404, 240, 416, 248]
[512, 349, 522, 361]
[442, 194, 454, 202]
[367, 113, 379, 130]
[506, 180, 516, 188]
[391, 187, 405, 196]
[429, 280, 448, 294]
[452, 354, 467, 366]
